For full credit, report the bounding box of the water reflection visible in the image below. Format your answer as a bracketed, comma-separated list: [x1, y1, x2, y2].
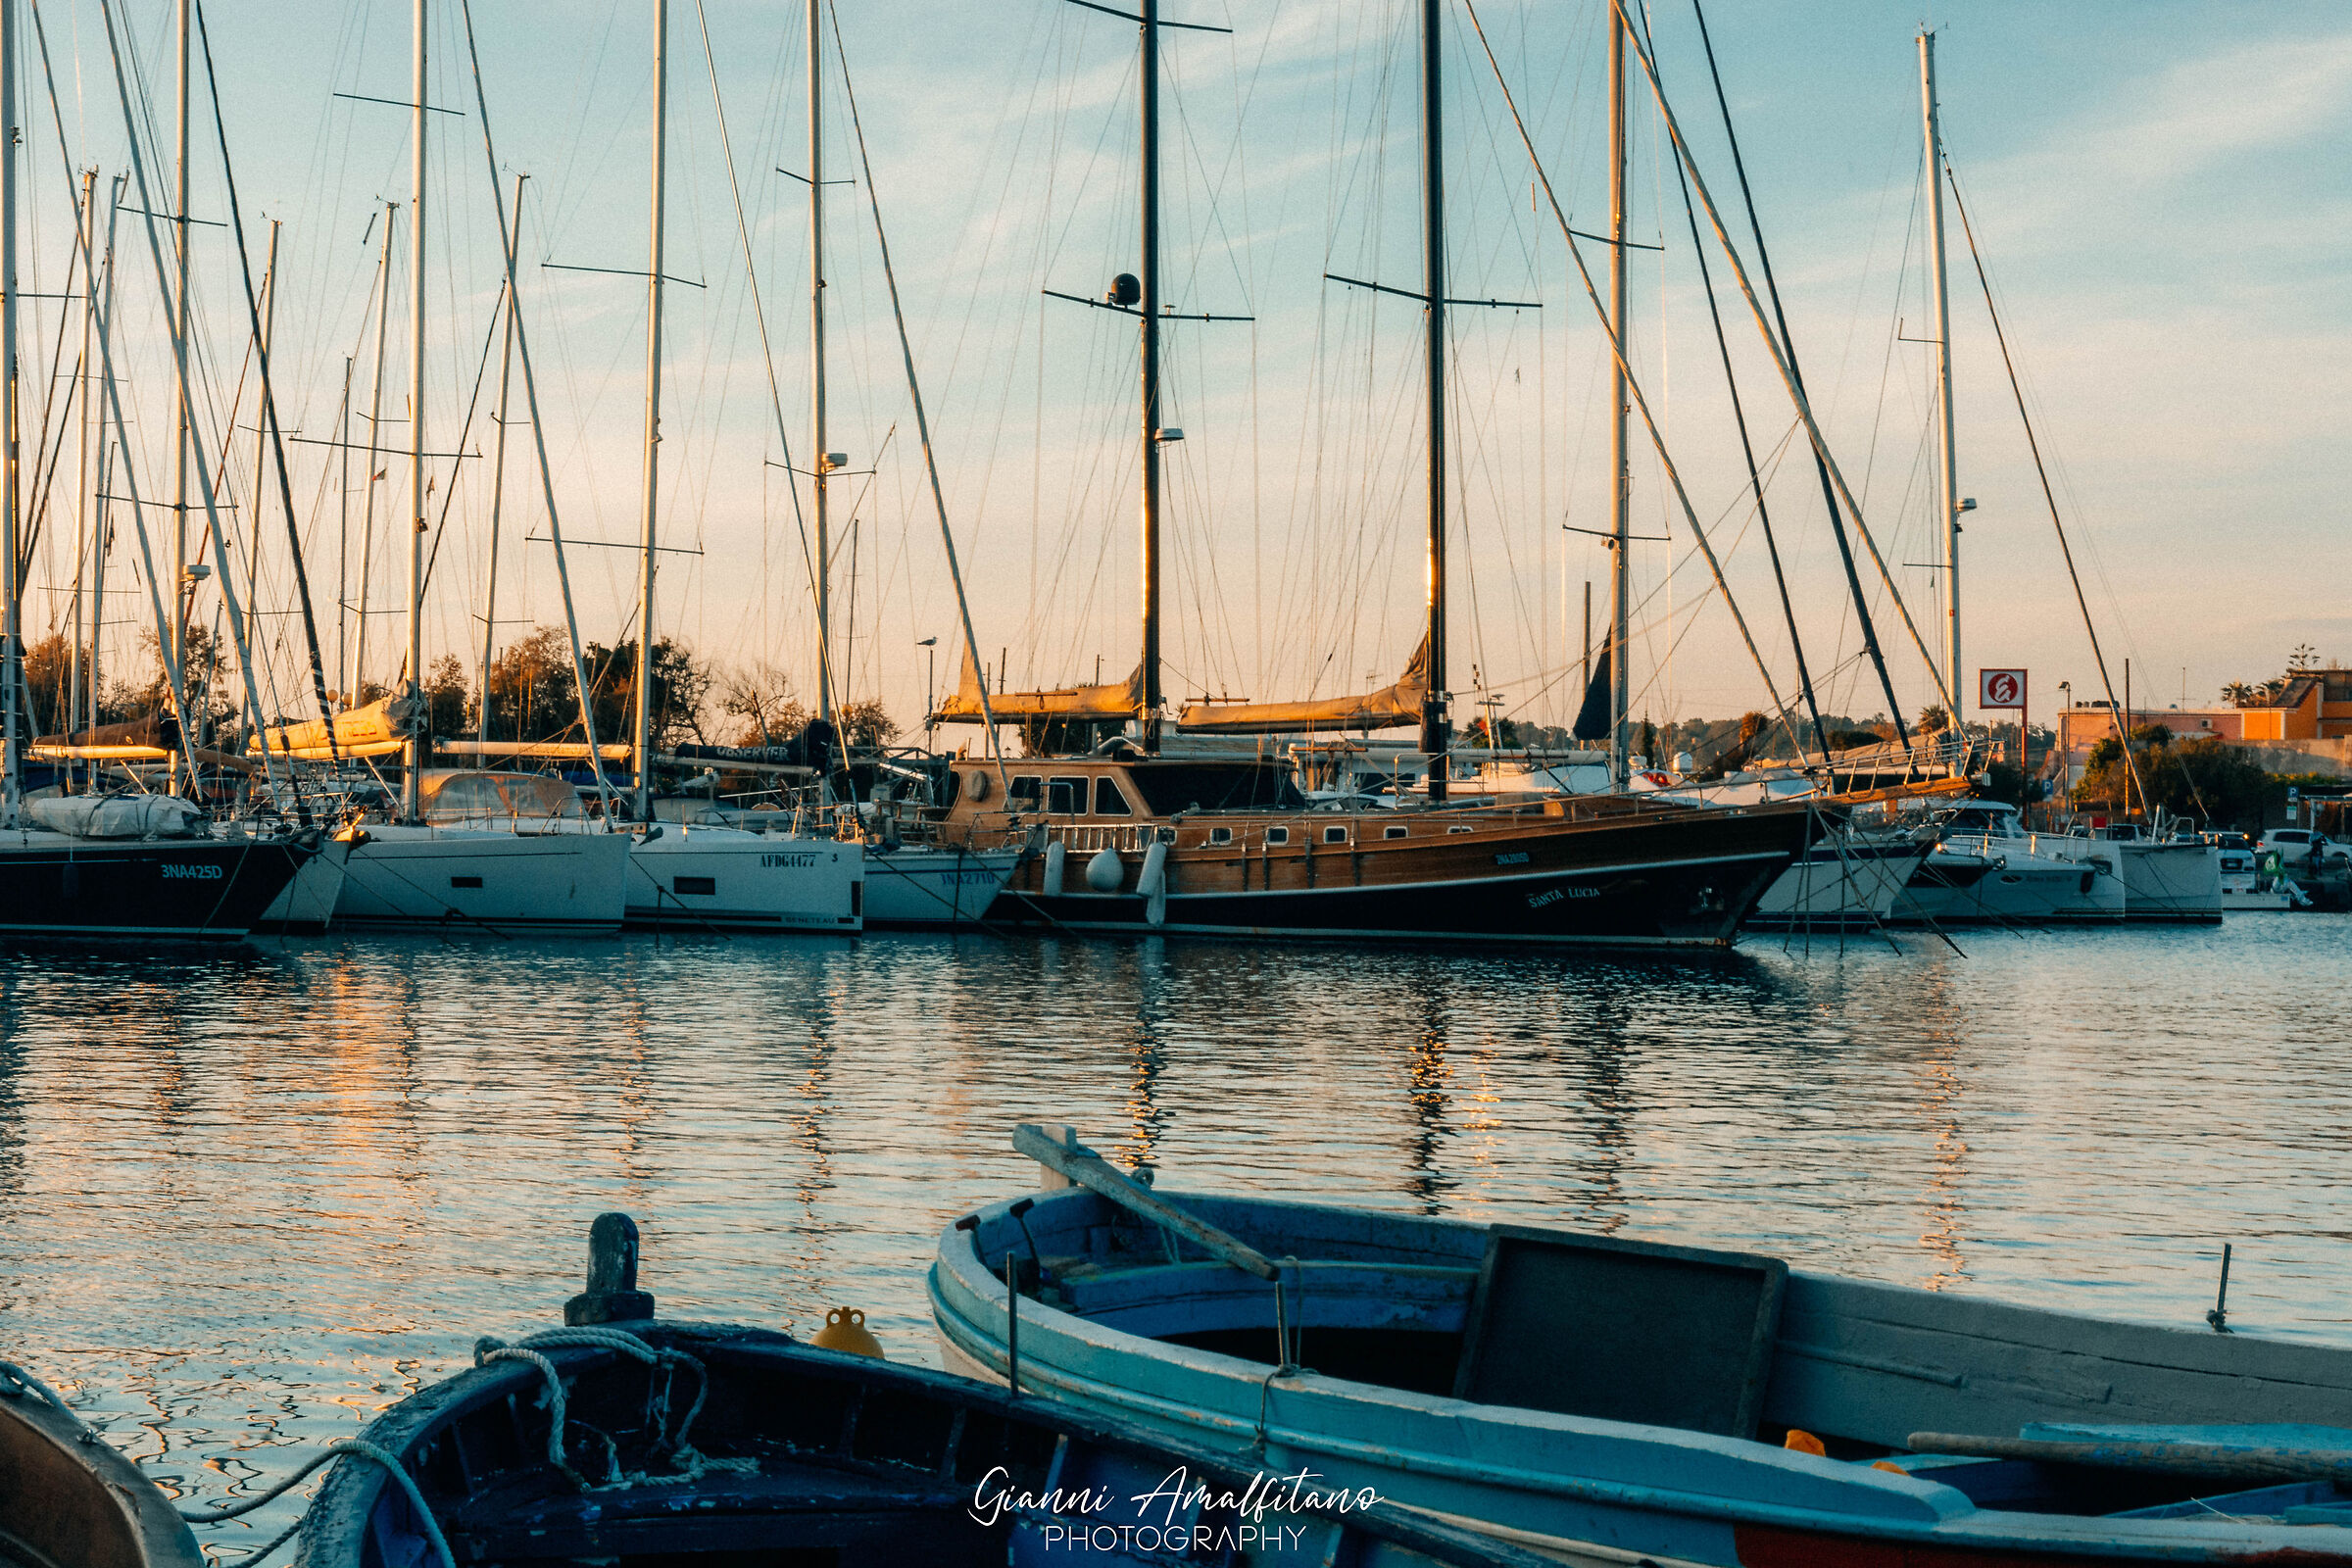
[0, 920, 2347, 1539]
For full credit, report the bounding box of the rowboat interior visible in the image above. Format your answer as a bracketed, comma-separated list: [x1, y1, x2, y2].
[937, 1172, 2352, 1553]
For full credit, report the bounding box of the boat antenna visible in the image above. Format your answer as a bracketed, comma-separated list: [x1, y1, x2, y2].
[821, 0, 1009, 797]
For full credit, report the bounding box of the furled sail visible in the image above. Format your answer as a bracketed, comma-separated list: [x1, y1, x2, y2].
[251, 691, 419, 760]
[934, 650, 1142, 723]
[32, 712, 181, 758]
[1175, 637, 1429, 736]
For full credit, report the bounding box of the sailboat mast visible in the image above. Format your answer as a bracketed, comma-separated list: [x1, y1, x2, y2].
[1137, 0, 1163, 754]
[246, 220, 277, 645]
[632, 0, 668, 820]
[808, 0, 834, 728]
[1418, 0, 1446, 801]
[478, 175, 522, 753]
[1920, 29, 1959, 708]
[171, 0, 189, 713]
[355, 204, 393, 704]
[71, 166, 94, 785]
[1607, 8, 1630, 785]
[0, 0, 18, 821]
[404, 0, 427, 822]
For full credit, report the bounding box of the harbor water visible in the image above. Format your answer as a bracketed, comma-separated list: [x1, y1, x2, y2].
[3, 916, 2346, 1548]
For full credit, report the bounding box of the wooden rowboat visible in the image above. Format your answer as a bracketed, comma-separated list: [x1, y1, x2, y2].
[0, 1362, 201, 1568]
[929, 1124, 2352, 1566]
[295, 1212, 1549, 1568]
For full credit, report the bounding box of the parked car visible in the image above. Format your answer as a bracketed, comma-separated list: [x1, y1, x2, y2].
[2261, 827, 2345, 868]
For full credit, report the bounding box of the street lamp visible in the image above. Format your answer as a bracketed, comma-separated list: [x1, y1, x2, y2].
[917, 638, 939, 749]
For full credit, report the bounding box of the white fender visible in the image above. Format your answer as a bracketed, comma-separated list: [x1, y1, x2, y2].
[1043, 839, 1066, 897]
[1084, 847, 1124, 893]
[1139, 840, 1169, 926]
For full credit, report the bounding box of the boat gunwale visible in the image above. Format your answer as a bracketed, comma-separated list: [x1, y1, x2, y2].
[931, 1188, 2352, 1561]
[296, 1319, 1558, 1568]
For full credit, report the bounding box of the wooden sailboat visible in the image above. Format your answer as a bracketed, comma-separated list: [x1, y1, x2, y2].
[934, 0, 1817, 947]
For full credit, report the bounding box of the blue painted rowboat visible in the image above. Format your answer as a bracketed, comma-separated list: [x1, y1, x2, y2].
[295, 1212, 1549, 1568]
[929, 1126, 2352, 1567]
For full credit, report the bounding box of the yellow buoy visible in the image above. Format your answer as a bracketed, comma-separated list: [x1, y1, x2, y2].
[1782, 1429, 1827, 1456]
[810, 1306, 885, 1359]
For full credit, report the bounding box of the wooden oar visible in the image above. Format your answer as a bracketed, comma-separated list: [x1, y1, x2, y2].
[1908, 1431, 2352, 1486]
[1011, 1123, 1279, 1282]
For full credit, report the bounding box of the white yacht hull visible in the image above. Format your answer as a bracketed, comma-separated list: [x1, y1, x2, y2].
[1892, 838, 2127, 924]
[859, 843, 1022, 927]
[2115, 840, 2224, 922]
[257, 851, 351, 933]
[1745, 832, 1931, 931]
[332, 827, 630, 934]
[621, 827, 862, 932]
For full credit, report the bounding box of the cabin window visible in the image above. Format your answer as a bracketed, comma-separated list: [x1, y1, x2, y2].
[1264, 827, 1290, 846]
[674, 876, 716, 897]
[1207, 826, 1233, 846]
[1048, 777, 1087, 814]
[1385, 825, 1408, 839]
[1446, 824, 1473, 835]
[1008, 775, 1043, 807]
[1322, 825, 1348, 845]
[450, 875, 484, 890]
[1094, 777, 1134, 816]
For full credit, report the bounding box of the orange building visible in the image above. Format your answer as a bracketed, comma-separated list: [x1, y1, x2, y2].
[2054, 668, 2352, 784]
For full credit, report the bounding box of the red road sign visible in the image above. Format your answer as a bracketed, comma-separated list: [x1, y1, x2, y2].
[1979, 668, 2027, 710]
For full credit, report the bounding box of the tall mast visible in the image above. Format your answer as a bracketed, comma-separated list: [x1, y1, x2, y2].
[354, 204, 394, 702]
[808, 0, 834, 728]
[404, 0, 426, 822]
[1417, 0, 1446, 800]
[246, 219, 277, 644]
[632, 0, 668, 819]
[171, 0, 189, 718]
[90, 175, 122, 739]
[1920, 29, 1959, 707]
[1606, 7, 1630, 784]
[0, 0, 19, 821]
[478, 175, 522, 752]
[71, 166, 95, 783]
[1136, 0, 1163, 753]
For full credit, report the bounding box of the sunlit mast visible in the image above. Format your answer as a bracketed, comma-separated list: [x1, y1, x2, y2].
[631, 0, 669, 819]
[808, 0, 836, 735]
[1417, 0, 1448, 801]
[1920, 29, 1961, 703]
[403, 0, 427, 820]
[1607, 6, 1630, 784]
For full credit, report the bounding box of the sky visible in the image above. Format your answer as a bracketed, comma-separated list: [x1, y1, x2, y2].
[17, 0, 2349, 742]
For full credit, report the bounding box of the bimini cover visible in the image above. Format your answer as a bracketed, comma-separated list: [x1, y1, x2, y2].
[29, 794, 210, 840]
[418, 770, 580, 821]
